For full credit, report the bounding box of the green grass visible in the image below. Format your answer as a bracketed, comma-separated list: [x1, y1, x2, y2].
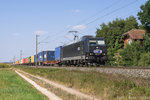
[0, 69, 48, 100]
[14, 66, 150, 100]
[20, 71, 86, 100]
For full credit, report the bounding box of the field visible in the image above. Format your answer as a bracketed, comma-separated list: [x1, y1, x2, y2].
[14, 66, 150, 100]
[0, 68, 48, 100]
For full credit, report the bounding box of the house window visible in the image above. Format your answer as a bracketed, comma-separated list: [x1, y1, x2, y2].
[128, 40, 132, 45]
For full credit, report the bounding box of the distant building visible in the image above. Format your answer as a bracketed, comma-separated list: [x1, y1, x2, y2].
[120, 29, 146, 47]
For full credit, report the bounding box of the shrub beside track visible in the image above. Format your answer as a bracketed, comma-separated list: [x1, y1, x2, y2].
[0, 63, 10, 68]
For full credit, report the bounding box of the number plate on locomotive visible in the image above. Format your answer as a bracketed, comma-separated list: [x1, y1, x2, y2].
[93, 50, 102, 53]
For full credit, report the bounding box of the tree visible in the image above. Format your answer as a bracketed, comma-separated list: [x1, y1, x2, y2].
[96, 16, 138, 65]
[138, 0, 150, 33]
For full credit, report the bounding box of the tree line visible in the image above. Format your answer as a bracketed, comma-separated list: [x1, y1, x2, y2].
[96, 0, 150, 67]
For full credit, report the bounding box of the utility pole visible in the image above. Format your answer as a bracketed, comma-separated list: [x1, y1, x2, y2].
[20, 50, 22, 60]
[36, 34, 39, 68]
[14, 56, 15, 65]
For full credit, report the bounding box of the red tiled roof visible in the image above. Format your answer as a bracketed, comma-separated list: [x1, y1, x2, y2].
[121, 29, 146, 41]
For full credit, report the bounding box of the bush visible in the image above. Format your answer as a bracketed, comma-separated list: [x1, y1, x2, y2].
[138, 52, 150, 67]
[0, 63, 10, 68]
[120, 41, 142, 66]
[113, 49, 124, 66]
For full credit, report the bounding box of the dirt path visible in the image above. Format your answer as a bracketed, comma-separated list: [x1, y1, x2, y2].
[15, 70, 62, 100]
[17, 69, 97, 100]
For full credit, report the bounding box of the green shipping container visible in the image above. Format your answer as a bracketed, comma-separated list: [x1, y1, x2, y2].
[28, 56, 31, 63]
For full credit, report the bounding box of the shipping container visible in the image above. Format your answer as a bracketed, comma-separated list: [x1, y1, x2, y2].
[31, 56, 34, 63]
[22, 59, 25, 64]
[34, 55, 36, 63]
[21, 59, 23, 64]
[24, 58, 26, 64]
[28, 56, 31, 63]
[37, 51, 44, 62]
[34, 55, 39, 63]
[27, 58, 29, 64]
[55, 46, 62, 60]
[44, 51, 55, 62]
[24, 58, 29, 64]
[15, 61, 18, 64]
[19, 60, 21, 64]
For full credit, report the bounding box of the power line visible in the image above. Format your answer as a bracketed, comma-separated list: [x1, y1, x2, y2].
[85, 0, 138, 25]
[39, 0, 122, 43]
[39, 28, 71, 43]
[40, 0, 139, 45]
[80, 9, 140, 35]
[76, 0, 122, 25]
[20, 50, 22, 60]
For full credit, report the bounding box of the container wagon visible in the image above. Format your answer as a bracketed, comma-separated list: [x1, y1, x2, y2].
[28, 56, 31, 65]
[31, 56, 34, 66]
[55, 46, 62, 66]
[37, 51, 44, 66]
[43, 51, 55, 66]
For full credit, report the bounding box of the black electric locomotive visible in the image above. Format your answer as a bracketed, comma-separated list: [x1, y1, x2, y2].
[61, 35, 107, 66]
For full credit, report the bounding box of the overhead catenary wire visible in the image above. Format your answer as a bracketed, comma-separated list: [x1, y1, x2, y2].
[41, 0, 139, 45]
[39, 0, 123, 43]
[19, 0, 140, 59]
[85, 0, 138, 25]
[35, 8, 140, 52]
[80, 9, 140, 35]
[74, 0, 122, 25]
[65, 0, 139, 38]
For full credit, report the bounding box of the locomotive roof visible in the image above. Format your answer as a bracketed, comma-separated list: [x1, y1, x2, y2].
[63, 35, 104, 47]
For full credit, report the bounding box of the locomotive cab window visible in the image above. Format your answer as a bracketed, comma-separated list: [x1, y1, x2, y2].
[97, 40, 105, 45]
[89, 40, 97, 46]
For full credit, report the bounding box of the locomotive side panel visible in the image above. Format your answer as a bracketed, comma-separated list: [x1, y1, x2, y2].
[61, 41, 84, 61]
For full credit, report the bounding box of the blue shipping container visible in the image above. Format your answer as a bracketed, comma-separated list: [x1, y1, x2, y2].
[55, 46, 62, 60]
[34, 55, 37, 63]
[44, 51, 55, 61]
[37, 51, 44, 62]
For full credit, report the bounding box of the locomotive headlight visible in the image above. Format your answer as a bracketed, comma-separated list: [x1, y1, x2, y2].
[86, 53, 89, 56]
[103, 53, 105, 55]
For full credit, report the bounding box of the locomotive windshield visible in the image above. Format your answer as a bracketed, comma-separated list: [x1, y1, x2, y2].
[89, 40, 105, 46]
[97, 40, 105, 45]
[89, 40, 97, 46]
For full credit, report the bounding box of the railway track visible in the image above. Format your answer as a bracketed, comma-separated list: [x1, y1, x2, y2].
[30, 65, 150, 70]
[28, 65, 150, 79]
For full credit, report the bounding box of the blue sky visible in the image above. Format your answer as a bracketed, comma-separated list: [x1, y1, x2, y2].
[0, 0, 147, 62]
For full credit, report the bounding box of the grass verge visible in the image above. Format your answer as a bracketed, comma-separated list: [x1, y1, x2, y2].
[18, 70, 86, 100]
[0, 68, 48, 100]
[14, 66, 150, 100]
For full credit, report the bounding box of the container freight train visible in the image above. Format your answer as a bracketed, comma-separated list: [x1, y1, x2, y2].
[15, 35, 108, 66]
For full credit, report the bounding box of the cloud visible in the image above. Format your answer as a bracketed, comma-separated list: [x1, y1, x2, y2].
[66, 25, 72, 28]
[35, 30, 48, 35]
[72, 9, 80, 13]
[12, 33, 21, 36]
[72, 24, 86, 30]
